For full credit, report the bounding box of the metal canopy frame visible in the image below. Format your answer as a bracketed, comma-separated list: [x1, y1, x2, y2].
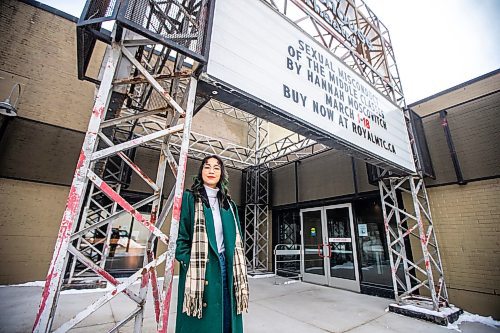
[33, 0, 450, 332]
[259, 0, 448, 312]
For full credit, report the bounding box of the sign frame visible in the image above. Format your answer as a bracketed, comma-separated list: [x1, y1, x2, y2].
[200, 0, 416, 174]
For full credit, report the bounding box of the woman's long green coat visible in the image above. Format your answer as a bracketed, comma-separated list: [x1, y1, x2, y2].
[175, 190, 244, 333]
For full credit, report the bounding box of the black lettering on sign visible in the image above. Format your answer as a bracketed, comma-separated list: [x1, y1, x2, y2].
[283, 84, 307, 107]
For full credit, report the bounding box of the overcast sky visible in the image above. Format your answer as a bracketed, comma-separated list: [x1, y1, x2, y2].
[40, 0, 500, 104]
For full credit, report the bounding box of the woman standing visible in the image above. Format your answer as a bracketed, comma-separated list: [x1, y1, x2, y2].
[175, 155, 249, 333]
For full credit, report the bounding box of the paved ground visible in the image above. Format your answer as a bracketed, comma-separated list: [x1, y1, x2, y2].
[1, 276, 498, 332]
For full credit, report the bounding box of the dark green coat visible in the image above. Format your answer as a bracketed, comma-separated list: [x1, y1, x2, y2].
[175, 190, 244, 333]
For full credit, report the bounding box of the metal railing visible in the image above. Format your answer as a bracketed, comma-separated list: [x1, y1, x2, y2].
[274, 244, 301, 285]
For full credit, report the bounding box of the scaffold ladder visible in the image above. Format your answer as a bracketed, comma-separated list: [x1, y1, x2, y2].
[32, 31, 199, 332]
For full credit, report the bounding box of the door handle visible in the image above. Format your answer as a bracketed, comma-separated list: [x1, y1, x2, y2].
[326, 244, 332, 258]
[317, 244, 325, 258]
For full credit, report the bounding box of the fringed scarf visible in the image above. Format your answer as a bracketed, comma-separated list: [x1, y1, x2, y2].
[182, 199, 208, 318]
[183, 198, 249, 318]
[229, 202, 250, 315]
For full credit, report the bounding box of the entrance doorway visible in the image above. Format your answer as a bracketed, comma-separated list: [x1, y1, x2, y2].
[300, 204, 360, 292]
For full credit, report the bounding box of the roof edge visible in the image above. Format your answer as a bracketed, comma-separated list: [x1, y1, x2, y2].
[408, 68, 500, 107]
[18, 0, 79, 23]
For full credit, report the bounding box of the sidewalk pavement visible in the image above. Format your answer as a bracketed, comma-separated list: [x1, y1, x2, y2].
[1, 276, 498, 332]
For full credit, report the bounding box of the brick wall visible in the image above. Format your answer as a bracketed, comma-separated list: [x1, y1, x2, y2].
[0, 178, 69, 284]
[404, 179, 500, 318]
[0, 0, 105, 132]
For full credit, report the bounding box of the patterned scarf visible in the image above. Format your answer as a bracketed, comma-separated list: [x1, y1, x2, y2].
[183, 199, 208, 318]
[229, 203, 250, 315]
[183, 198, 249, 318]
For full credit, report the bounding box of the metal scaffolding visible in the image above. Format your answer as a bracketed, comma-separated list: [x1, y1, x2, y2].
[264, 0, 450, 312]
[244, 165, 271, 271]
[379, 175, 449, 310]
[33, 0, 211, 331]
[32, 0, 451, 331]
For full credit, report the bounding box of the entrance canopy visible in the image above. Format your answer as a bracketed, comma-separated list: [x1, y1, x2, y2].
[199, 0, 415, 174]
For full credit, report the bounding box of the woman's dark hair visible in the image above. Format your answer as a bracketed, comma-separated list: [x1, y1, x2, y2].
[190, 155, 230, 206]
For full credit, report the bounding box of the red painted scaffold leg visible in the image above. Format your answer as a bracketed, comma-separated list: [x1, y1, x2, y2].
[32, 43, 122, 333]
[157, 78, 198, 333]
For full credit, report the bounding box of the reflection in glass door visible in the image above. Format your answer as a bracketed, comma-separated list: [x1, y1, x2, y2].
[325, 205, 359, 291]
[300, 204, 360, 292]
[300, 209, 327, 285]
[104, 213, 148, 275]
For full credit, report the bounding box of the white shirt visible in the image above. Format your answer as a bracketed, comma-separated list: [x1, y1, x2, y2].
[204, 185, 225, 253]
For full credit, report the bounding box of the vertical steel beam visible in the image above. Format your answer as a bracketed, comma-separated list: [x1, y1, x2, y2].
[32, 42, 122, 333]
[379, 175, 449, 311]
[158, 77, 198, 333]
[410, 176, 438, 309]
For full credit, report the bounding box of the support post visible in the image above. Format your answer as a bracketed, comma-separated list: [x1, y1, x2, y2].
[33, 42, 122, 333]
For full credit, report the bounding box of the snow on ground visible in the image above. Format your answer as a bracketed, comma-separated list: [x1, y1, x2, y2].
[247, 273, 275, 279]
[0, 281, 45, 288]
[392, 303, 461, 317]
[447, 312, 500, 332]
[0, 276, 178, 294]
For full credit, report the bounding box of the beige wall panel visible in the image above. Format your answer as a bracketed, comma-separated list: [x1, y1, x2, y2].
[192, 107, 248, 147]
[268, 123, 293, 145]
[411, 72, 500, 117]
[127, 149, 243, 204]
[0, 178, 69, 284]
[0, 119, 83, 185]
[448, 288, 500, 320]
[403, 179, 500, 317]
[446, 93, 500, 180]
[298, 150, 354, 201]
[0, 1, 106, 132]
[271, 163, 296, 206]
[422, 114, 456, 185]
[353, 159, 378, 193]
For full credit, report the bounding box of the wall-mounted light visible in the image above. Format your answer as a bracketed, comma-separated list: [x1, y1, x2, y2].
[0, 83, 22, 117]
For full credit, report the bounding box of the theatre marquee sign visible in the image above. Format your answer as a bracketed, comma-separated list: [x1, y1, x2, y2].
[205, 0, 416, 173]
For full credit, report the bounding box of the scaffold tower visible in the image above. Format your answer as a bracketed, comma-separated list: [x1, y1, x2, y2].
[33, 0, 211, 331]
[32, 0, 451, 332]
[264, 0, 450, 312]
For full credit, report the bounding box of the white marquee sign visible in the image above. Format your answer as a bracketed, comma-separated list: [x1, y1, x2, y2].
[205, 0, 416, 173]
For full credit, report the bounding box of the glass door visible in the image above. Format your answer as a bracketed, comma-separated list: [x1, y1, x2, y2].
[300, 208, 327, 285]
[300, 204, 360, 292]
[325, 204, 360, 291]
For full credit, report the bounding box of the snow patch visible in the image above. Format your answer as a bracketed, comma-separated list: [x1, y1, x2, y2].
[283, 280, 299, 285]
[0, 281, 45, 288]
[1, 276, 179, 294]
[392, 303, 461, 317]
[248, 273, 275, 279]
[446, 311, 500, 332]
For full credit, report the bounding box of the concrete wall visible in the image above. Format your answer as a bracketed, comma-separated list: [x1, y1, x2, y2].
[192, 107, 249, 147]
[0, 0, 101, 284]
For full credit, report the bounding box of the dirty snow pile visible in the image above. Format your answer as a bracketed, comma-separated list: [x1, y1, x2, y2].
[447, 311, 500, 332]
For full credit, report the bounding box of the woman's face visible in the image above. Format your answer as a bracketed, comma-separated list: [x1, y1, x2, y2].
[202, 157, 221, 189]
